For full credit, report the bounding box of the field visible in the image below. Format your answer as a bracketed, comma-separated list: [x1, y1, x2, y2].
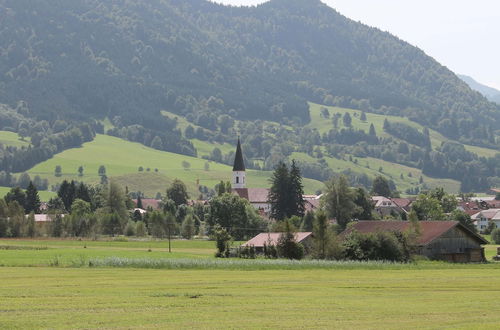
[2, 238, 500, 328]
[16, 134, 324, 198]
[0, 130, 30, 148]
[0, 186, 56, 201]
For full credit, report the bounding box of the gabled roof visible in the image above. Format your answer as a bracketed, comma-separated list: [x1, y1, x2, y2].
[232, 138, 245, 171]
[242, 232, 313, 248]
[134, 199, 161, 210]
[471, 209, 500, 220]
[342, 221, 488, 246]
[232, 188, 269, 203]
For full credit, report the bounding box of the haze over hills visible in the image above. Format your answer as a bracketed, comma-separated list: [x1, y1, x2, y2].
[0, 0, 499, 195]
[458, 75, 500, 105]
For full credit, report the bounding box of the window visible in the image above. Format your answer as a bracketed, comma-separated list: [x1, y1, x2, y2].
[236, 177, 239, 184]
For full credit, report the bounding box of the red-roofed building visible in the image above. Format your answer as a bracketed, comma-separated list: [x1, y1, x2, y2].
[241, 232, 313, 252]
[134, 199, 161, 210]
[342, 221, 487, 262]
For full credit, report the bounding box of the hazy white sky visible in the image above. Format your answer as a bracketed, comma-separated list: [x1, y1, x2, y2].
[214, 0, 500, 90]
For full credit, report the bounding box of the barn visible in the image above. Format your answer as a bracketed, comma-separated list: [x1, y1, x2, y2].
[241, 232, 313, 253]
[344, 221, 488, 262]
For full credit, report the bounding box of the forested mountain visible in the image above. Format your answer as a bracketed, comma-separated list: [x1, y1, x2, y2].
[459, 75, 500, 105]
[0, 0, 499, 193]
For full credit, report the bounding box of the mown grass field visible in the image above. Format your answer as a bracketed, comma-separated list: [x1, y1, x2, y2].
[1, 238, 500, 328]
[17, 134, 323, 198]
[0, 130, 30, 148]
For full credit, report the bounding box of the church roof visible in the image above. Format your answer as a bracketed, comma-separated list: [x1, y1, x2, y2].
[232, 138, 245, 171]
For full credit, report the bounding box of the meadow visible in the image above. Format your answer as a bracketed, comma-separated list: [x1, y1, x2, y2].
[1, 238, 500, 328]
[16, 134, 324, 198]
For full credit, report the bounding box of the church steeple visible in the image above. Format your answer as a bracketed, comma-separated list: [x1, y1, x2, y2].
[232, 137, 246, 188]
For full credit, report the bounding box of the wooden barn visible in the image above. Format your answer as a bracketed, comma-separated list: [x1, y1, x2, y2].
[344, 221, 488, 262]
[241, 232, 313, 253]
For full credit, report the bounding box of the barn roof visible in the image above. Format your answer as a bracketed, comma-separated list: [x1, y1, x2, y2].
[342, 221, 488, 246]
[242, 232, 313, 248]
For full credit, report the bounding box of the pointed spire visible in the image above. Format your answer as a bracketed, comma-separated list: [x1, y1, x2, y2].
[232, 137, 245, 171]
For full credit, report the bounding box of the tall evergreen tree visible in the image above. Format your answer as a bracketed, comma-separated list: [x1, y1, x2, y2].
[136, 195, 143, 209]
[25, 181, 41, 214]
[289, 160, 305, 218]
[268, 162, 291, 220]
[58, 180, 77, 212]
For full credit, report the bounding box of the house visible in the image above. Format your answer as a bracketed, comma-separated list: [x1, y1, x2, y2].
[241, 232, 313, 253]
[342, 221, 488, 262]
[471, 209, 500, 232]
[371, 196, 407, 217]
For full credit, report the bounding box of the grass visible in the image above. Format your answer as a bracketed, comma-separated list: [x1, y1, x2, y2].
[0, 130, 30, 147]
[21, 134, 324, 197]
[0, 186, 56, 201]
[2, 238, 500, 328]
[308, 102, 499, 158]
[2, 264, 500, 328]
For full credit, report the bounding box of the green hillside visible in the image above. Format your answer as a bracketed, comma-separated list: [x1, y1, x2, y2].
[308, 102, 499, 158]
[0, 131, 30, 148]
[18, 134, 323, 198]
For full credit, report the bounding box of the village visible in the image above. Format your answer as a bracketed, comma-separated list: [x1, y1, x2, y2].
[5, 139, 498, 264]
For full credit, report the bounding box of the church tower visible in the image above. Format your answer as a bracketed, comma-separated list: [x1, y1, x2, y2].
[232, 138, 246, 189]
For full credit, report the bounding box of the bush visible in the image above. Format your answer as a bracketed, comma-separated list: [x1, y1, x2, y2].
[125, 221, 136, 236]
[483, 222, 496, 235]
[135, 221, 147, 237]
[491, 228, 500, 244]
[342, 230, 412, 262]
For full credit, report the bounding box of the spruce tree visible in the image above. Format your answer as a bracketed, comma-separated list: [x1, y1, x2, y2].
[137, 195, 143, 209]
[289, 160, 305, 218]
[25, 181, 41, 214]
[268, 162, 291, 220]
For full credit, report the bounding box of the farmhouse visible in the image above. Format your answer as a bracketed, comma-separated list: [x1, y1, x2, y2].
[471, 209, 500, 232]
[241, 232, 313, 253]
[343, 221, 488, 262]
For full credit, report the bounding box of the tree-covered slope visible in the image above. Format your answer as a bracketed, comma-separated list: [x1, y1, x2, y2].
[0, 0, 498, 146]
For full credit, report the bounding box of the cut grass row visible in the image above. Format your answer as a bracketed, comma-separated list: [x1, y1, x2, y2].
[2, 265, 500, 328]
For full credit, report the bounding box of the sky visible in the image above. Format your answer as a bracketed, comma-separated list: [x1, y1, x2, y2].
[214, 0, 500, 90]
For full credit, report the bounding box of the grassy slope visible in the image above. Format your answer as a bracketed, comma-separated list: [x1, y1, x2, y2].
[1, 238, 500, 329]
[0, 131, 30, 148]
[308, 102, 499, 158]
[0, 186, 56, 201]
[19, 134, 323, 197]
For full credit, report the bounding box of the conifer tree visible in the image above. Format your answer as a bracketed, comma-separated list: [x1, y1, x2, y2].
[289, 160, 305, 218]
[25, 181, 41, 214]
[268, 162, 291, 220]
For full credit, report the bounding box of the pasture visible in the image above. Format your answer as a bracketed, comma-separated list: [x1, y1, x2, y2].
[20, 134, 324, 198]
[1, 239, 500, 328]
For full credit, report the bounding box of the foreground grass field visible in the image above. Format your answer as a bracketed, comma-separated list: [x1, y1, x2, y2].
[1, 238, 500, 328]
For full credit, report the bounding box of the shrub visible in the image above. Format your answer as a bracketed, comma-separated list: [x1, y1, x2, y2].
[342, 230, 412, 262]
[213, 225, 232, 258]
[125, 221, 136, 236]
[491, 228, 500, 244]
[135, 221, 147, 237]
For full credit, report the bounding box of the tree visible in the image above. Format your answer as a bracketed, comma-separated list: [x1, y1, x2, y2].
[136, 195, 143, 209]
[104, 181, 128, 220]
[450, 209, 476, 233]
[54, 165, 62, 177]
[369, 123, 376, 137]
[360, 111, 367, 121]
[352, 187, 373, 220]
[204, 162, 210, 171]
[323, 175, 359, 230]
[342, 112, 352, 127]
[214, 225, 232, 258]
[4, 187, 27, 211]
[491, 228, 500, 244]
[312, 211, 329, 259]
[268, 161, 305, 220]
[167, 179, 189, 206]
[78, 166, 84, 177]
[181, 161, 191, 170]
[98, 165, 106, 177]
[301, 211, 315, 231]
[411, 194, 444, 221]
[277, 220, 304, 260]
[25, 182, 41, 214]
[181, 214, 195, 239]
[58, 180, 76, 212]
[371, 176, 391, 197]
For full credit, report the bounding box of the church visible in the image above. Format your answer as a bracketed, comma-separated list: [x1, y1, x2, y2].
[231, 138, 272, 214]
[230, 138, 320, 215]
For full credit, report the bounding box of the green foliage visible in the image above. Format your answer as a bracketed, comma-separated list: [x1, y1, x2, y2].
[214, 225, 232, 258]
[342, 230, 412, 262]
[166, 179, 189, 206]
[491, 228, 500, 244]
[25, 182, 41, 214]
[277, 220, 304, 260]
[371, 176, 392, 197]
[323, 175, 360, 229]
[181, 214, 196, 240]
[268, 161, 305, 220]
